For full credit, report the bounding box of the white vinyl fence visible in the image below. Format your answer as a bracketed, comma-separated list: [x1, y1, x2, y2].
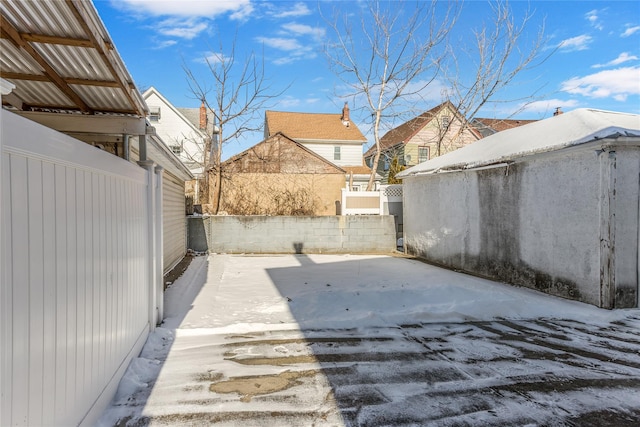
[341, 185, 403, 215]
[1, 111, 162, 426]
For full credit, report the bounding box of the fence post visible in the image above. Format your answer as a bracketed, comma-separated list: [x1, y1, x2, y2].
[138, 160, 157, 331]
[155, 165, 164, 323]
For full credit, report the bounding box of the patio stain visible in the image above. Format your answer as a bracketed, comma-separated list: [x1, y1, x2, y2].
[224, 354, 319, 365]
[209, 369, 320, 402]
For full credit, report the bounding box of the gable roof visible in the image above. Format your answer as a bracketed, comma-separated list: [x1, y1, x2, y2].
[364, 101, 482, 158]
[472, 117, 538, 137]
[142, 86, 209, 138]
[265, 110, 367, 142]
[398, 109, 640, 178]
[223, 132, 346, 174]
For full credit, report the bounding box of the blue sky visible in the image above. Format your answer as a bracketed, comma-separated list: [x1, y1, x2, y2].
[94, 0, 640, 158]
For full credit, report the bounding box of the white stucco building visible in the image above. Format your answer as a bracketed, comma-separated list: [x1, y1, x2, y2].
[398, 109, 640, 309]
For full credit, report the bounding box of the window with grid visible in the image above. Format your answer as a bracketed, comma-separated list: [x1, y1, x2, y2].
[334, 146, 341, 160]
[418, 146, 430, 163]
[149, 106, 161, 122]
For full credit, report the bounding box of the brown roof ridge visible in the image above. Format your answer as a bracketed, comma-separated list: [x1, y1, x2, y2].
[223, 132, 346, 173]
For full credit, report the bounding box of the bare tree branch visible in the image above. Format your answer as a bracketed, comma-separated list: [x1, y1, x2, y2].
[325, 0, 552, 182]
[184, 36, 288, 213]
[324, 0, 457, 190]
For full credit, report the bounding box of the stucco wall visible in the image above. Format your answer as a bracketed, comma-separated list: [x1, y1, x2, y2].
[403, 143, 640, 308]
[188, 215, 397, 254]
[220, 173, 345, 216]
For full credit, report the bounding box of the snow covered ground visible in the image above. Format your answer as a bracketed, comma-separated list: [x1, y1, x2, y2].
[98, 254, 640, 426]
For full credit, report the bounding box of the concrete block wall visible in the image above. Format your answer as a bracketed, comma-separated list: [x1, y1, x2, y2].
[188, 215, 397, 254]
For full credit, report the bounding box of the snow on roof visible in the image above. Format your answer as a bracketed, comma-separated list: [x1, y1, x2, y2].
[398, 108, 640, 177]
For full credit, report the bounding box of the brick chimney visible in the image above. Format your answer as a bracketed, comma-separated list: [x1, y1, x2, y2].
[554, 107, 563, 116]
[341, 102, 350, 126]
[199, 99, 207, 130]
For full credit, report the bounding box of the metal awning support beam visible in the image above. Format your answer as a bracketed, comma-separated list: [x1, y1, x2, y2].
[65, 0, 143, 115]
[14, 111, 146, 135]
[0, 15, 92, 113]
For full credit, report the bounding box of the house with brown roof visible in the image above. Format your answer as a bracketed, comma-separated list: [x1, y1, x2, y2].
[364, 101, 482, 184]
[220, 133, 346, 215]
[471, 117, 538, 138]
[265, 104, 379, 190]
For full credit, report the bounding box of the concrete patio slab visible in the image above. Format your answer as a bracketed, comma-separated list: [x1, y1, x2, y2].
[99, 254, 640, 426]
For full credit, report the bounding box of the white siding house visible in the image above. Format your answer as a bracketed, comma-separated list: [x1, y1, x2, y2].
[143, 87, 211, 177]
[399, 109, 640, 309]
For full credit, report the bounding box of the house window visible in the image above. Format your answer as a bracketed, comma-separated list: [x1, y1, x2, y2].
[170, 145, 182, 156]
[441, 116, 450, 129]
[418, 146, 429, 163]
[383, 158, 390, 171]
[334, 146, 341, 161]
[149, 106, 161, 122]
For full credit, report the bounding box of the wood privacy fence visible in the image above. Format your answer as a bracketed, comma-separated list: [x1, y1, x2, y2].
[1, 111, 163, 426]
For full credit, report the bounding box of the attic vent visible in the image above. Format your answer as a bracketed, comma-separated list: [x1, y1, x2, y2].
[149, 106, 161, 122]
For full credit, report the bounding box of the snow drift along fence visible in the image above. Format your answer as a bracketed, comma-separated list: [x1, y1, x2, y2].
[1, 111, 161, 426]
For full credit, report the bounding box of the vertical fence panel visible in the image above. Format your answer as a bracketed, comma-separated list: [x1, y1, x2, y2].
[41, 162, 57, 421]
[1, 111, 153, 426]
[10, 154, 29, 426]
[54, 163, 69, 424]
[27, 158, 45, 425]
[1, 143, 13, 427]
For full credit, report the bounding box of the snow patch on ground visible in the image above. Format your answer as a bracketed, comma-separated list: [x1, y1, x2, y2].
[97, 254, 640, 427]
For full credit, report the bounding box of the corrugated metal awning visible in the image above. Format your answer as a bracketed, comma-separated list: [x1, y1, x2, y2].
[0, 0, 147, 117]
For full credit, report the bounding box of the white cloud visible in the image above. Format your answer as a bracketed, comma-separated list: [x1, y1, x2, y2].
[256, 37, 303, 51]
[195, 52, 232, 65]
[281, 23, 326, 41]
[111, 0, 253, 18]
[585, 10, 603, 31]
[152, 40, 178, 50]
[270, 3, 312, 18]
[157, 18, 208, 39]
[520, 99, 580, 114]
[621, 26, 640, 37]
[276, 96, 304, 108]
[592, 52, 639, 69]
[558, 35, 593, 52]
[560, 66, 640, 101]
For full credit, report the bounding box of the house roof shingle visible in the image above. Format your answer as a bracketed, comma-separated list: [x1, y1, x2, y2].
[472, 117, 538, 137]
[398, 109, 640, 178]
[265, 110, 367, 142]
[364, 101, 481, 158]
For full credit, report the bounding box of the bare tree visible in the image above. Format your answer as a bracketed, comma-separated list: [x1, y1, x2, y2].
[325, 1, 550, 185]
[184, 37, 285, 214]
[324, 0, 457, 190]
[438, 0, 550, 156]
